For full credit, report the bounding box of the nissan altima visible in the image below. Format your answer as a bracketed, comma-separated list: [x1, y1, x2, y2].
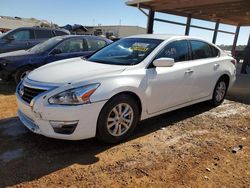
[16, 34, 236, 143]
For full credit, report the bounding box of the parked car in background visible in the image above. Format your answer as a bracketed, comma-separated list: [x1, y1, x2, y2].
[16, 35, 236, 143]
[234, 50, 245, 63]
[0, 35, 112, 83]
[0, 27, 70, 53]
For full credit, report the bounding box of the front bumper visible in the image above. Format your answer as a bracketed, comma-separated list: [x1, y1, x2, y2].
[16, 91, 107, 140]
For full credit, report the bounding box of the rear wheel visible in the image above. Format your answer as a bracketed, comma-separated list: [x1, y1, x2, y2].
[211, 77, 228, 106]
[15, 67, 33, 84]
[96, 94, 139, 144]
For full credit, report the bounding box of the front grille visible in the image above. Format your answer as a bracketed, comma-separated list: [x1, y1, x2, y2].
[21, 86, 47, 104]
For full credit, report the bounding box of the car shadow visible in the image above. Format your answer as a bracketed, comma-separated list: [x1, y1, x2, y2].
[0, 102, 213, 187]
[226, 92, 250, 105]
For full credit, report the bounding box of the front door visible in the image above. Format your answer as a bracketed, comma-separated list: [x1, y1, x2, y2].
[145, 40, 195, 114]
[3, 29, 35, 52]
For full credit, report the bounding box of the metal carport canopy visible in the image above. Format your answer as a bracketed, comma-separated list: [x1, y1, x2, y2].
[127, 0, 250, 74]
[126, 0, 250, 26]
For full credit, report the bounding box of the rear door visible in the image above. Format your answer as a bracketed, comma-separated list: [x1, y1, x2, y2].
[47, 38, 90, 63]
[188, 40, 221, 100]
[34, 29, 54, 46]
[146, 40, 195, 114]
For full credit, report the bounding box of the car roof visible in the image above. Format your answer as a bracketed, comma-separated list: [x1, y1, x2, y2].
[14, 27, 69, 32]
[52, 35, 112, 41]
[125, 34, 220, 49]
[126, 34, 207, 41]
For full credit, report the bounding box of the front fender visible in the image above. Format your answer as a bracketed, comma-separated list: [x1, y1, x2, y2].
[90, 74, 148, 119]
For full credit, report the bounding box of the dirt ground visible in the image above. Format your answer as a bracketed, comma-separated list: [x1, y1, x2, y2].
[0, 81, 249, 188]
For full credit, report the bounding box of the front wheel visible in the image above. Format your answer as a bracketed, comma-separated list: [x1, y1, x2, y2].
[96, 94, 139, 144]
[211, 78, 228, 106]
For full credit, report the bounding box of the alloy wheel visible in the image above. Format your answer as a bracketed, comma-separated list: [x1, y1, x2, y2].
[215, 81, 226, 102]
[106, 103, 134, 137]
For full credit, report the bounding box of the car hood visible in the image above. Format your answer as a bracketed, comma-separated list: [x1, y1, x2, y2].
[27, 57, 127, 84]
[0, 50, 39, 61]
[0, 50, 31, 58]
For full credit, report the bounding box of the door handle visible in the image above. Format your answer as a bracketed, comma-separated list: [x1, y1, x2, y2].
[185, 69, 194, 74]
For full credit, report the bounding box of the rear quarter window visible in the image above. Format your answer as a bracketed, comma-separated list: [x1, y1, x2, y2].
[35, 30, 53, 39]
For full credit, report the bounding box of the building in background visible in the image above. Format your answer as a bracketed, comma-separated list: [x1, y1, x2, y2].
[0, 16, 146, 39]
[84, 25, 146, 38]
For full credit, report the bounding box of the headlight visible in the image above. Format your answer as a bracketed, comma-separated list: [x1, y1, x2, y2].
[48, 83, 100, 105]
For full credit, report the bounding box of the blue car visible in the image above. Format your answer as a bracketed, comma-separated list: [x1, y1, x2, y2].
[0, 35, 112, 83]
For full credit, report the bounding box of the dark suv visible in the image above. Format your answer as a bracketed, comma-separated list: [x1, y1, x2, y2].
[0, 27, 70, 53]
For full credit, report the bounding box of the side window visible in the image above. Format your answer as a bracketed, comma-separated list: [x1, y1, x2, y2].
[55, 30, 68, 36]
[87, 39, 107, 51]
[210, 45, 220, 57]
[156, 40, 190, 62]
[190, 40, 213, 59]
[35, 30, 53, 39]
[12, 30, 33, 40]
[54, 39, 88, 53]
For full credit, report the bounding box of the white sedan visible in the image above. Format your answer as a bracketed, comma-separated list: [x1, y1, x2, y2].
[16, 35, 236, 143]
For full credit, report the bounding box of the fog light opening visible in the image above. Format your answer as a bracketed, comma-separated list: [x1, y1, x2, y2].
[50, 120, 78, 135]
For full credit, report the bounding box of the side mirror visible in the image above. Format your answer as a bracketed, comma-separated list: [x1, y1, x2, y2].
[51, 49, 62, 55]
[153, 58, 175, 67]
[5, 35, 15, 42]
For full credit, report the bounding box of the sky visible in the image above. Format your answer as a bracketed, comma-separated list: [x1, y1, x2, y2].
[0, 0, 249, 45]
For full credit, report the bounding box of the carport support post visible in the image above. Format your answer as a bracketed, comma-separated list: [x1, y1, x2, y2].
[241, 34, 250, 74]
[212, 19, 220, 44]
[232, 25, 240, 56]
[147, 9, 155, 34]
[185, 15, 191, 36]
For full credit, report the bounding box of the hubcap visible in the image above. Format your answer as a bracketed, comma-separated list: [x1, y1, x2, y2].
[107, 103, 134, 137]
[215, 81, 226, 102]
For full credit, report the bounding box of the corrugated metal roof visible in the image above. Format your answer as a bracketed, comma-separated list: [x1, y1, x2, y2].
[127, 0, 250, 26]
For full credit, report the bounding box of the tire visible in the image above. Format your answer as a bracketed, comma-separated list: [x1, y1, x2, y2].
[96, 94, 140, 144]
[211, 77, 228, 106]
[14, 67, 33, 84]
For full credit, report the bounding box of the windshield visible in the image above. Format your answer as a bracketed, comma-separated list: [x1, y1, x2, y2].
[28, 37, 63, 53]
[88, 38, 163, 65]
